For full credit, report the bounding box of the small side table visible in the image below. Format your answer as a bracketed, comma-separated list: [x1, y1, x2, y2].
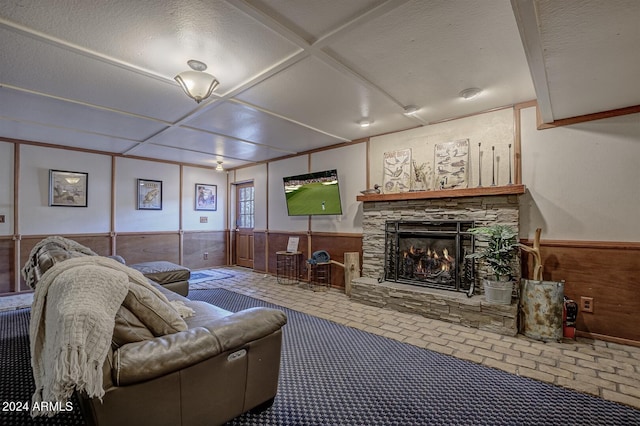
[309, 261, 331, 291]
[276, 251, 302, 285]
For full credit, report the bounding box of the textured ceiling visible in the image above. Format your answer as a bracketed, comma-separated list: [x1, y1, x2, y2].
[0, 0, 638, 169]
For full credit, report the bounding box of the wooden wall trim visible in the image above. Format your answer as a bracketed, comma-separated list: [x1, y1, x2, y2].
[365, 138, 370, 189]
[21, 232, 111, 239]
[5, 138, 218, 171]
[520, 238, 640, 250]
[229, 137, 370, 173]
[13, 143, 20, 292]
[13, 142, 20, 235]
[183, 230, 227, 234]
[114, 231, 180, 236]
[110, 156, 116, 255]
[513, 104, 523, 184]
[536, 104, 640, 130]
[310, 231, 363, 238]
[576, 331, 640, 349]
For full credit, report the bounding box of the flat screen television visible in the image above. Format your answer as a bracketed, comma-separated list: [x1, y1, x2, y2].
[283, 169, 343, 216]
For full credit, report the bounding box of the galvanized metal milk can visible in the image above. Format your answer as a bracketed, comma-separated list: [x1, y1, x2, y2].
[519, 279, 565, 342]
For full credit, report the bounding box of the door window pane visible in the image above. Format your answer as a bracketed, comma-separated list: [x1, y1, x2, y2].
[236, 184, 254, 229]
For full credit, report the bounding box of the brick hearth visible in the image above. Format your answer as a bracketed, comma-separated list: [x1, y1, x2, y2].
[351, 277, 518, 336]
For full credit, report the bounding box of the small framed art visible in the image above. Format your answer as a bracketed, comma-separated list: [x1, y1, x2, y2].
[434, 139, 469, 190]
[195, 183, 217, 211]
[49, 170, 88, 207]
[137, 179, 162, 210]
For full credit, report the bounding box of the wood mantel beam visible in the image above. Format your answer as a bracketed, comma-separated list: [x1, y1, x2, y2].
[356, 184, 525, 202]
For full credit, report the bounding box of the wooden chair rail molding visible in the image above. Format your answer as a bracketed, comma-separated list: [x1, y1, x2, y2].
[356, 184, 526, 202]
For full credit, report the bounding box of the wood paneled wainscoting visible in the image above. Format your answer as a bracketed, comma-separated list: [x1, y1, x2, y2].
[252, 231, 362, 292]
[16, 234, 112, 293]
[183, 230, 228, 270]
[0, 236, 19, 294]
[311, 233, 363, 292]
[520, 239, 640, 346]
[1, 231, 230, 296]
[115, 232, 180, 265]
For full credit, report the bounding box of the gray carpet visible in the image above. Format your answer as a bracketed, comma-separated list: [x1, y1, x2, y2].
[189, 289, 640, 426]
[1, 289, 639, 425]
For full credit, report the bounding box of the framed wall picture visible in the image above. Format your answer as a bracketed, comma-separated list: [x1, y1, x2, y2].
[382, 148, 412, 193]
[434, 139, 469, 190]
[137, 179, 162, 210]
[195, 183, 217, 211]
[49, 169, 88, 207]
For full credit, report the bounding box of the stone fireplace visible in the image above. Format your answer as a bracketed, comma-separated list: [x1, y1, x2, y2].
[352, 188, 524, 336]
[384, 220, 475, 293]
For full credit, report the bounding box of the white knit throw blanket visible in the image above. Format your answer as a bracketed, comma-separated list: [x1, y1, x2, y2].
[29, 256, 186, 417]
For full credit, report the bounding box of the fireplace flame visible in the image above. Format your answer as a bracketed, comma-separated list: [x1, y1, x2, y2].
[399, 244, 455, 275]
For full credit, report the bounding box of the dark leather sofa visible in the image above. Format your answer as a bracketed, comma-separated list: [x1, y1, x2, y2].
[24, 237, 288, 426]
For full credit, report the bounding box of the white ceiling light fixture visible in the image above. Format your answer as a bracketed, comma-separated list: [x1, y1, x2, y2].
[215, 161, 224, 172]
[174, 60, 220, 103]
[403, 105, 420, 116]
[358, 119, 372, 128]
[459, 87, 482, 100]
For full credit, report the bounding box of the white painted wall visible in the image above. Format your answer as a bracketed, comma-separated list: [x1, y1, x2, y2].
[370, 108, 515, 190]
[182, 166, 227, 231]
[233, 164, 267, 230]
[0, 142, 14, 236]
[19, 145, 111, 235]
[114, 157, 179, 232]
[7, 105, 639, 244]
[519, 107, 640, 241]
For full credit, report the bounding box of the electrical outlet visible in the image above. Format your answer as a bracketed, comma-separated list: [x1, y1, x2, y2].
[200, 216, 208, 223]
[203, 252, 208, 260]
[581, 296, 594, 313]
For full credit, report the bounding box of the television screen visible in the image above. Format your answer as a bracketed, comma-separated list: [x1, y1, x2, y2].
[283, 169, 343, 216]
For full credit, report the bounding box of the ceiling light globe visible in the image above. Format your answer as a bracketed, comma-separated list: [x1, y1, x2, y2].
[175, 71, 219, 103]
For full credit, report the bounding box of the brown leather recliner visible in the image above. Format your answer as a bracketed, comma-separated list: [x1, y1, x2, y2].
[23, 237, 288, 426]
[79, 285, 287, 426]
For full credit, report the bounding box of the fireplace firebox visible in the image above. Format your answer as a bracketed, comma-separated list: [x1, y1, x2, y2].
[384, 220, 475, 293]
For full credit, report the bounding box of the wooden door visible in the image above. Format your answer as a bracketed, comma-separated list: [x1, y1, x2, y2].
[235, 182, 254, 268]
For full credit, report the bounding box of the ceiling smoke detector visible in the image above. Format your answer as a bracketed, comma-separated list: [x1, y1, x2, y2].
[403, 105, 420, 116]
[459, 87, 482, 100]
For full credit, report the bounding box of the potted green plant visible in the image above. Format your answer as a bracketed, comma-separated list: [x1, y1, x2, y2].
[466, 224, 519, 304]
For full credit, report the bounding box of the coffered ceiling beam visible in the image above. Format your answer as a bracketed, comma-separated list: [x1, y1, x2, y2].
[511, 0, 554, 123]
[227, 0, 410, 110]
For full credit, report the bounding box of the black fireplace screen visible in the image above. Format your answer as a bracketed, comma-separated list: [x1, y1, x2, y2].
[384, 220, 475, 293]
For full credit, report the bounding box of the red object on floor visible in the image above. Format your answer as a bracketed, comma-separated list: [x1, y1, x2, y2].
[563, 325, 576, 339]
[563, 297, 578, 339]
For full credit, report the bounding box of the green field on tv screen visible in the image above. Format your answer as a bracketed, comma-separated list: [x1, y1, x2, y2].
[285, 182, 342, 215]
